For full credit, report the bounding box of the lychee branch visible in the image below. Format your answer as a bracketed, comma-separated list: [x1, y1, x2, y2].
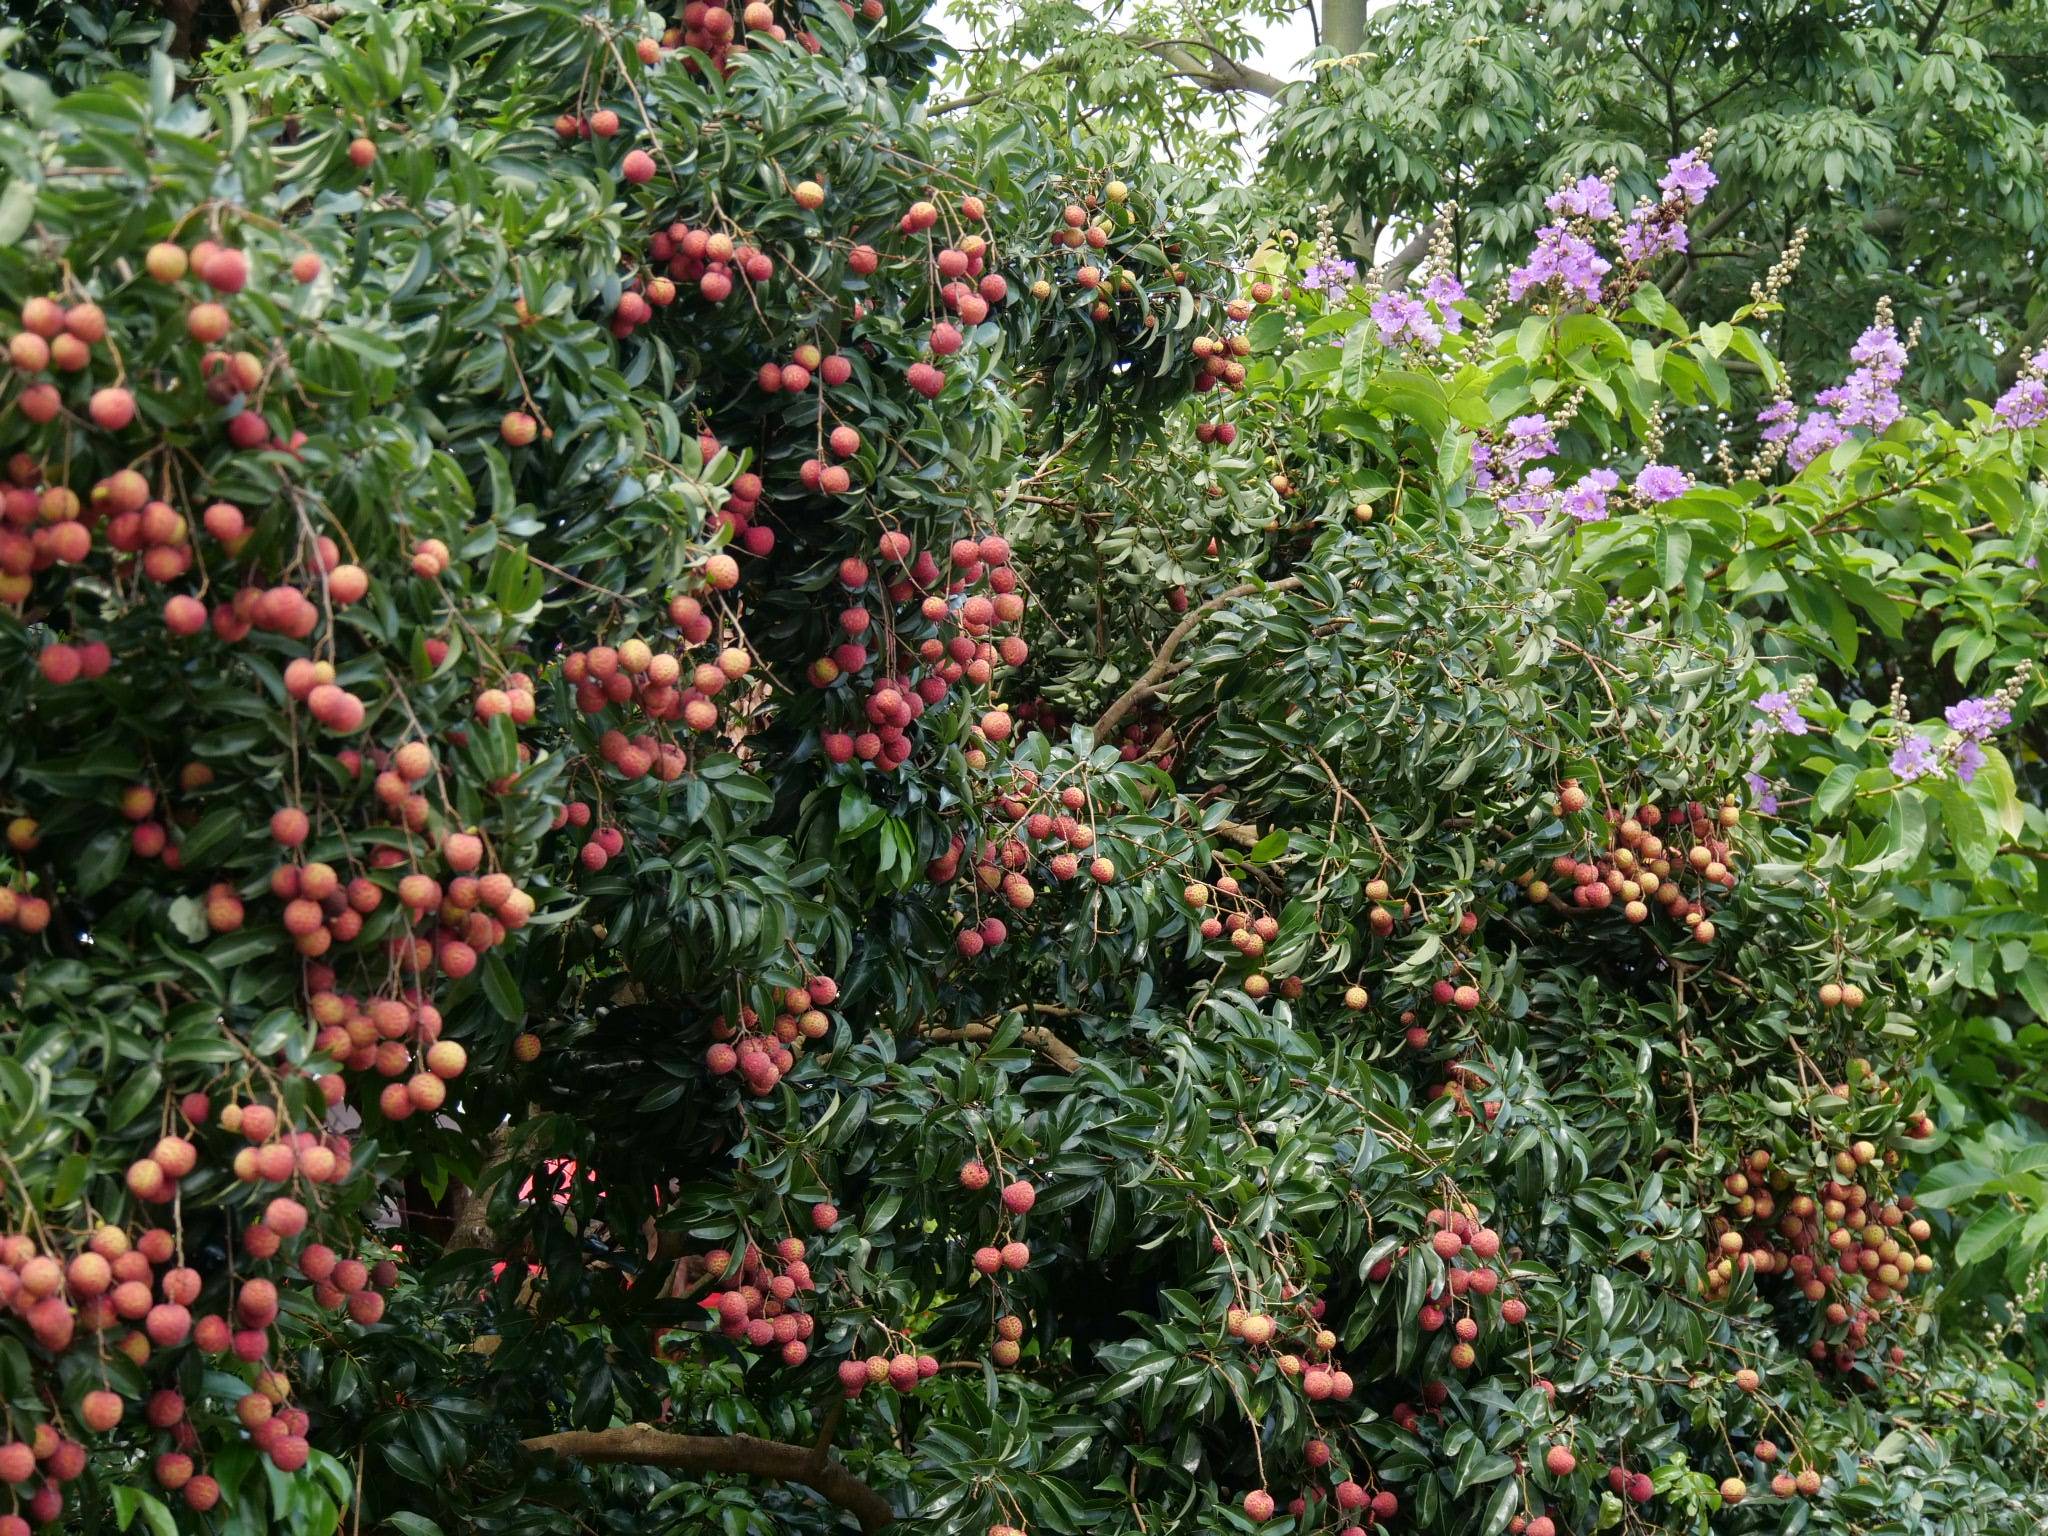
[1090, 577, 1305, 743]
[921, 1004, 1084, 1073]
[518, 1422, 897, 1532]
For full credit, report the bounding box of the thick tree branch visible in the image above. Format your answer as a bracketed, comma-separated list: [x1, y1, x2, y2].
[1139, 39, 1290, 99]
[1091, 577, 1304, 744]
[446, 1120, 516, 1251]
[1379, 222, 1436, 283]
[521, 1425, 895, 1532]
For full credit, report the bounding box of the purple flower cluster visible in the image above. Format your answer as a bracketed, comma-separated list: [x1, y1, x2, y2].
[1815, 323, 1907, 431]
[1618, 204, 1688, 263]
[1785, 412, 1847, 472]
[1944, 696, 2012, 740]
[1562, 468, 1619, 522]
[1889, 735, 1940, 782]
[1752, 690, 1810, 737]
[1301, 257, 1358, 294]
[1546, 175, 1617, 222]
[1474, 413, 1563, 523]
[1421, 272, 1467, 333]
[1499, 467, 1559, 524]
[1757, 399, 1798, 442]
[1658, 150, 1718, 207]
[1744, 772, 1780, 815]
[1994, 353, 2048, 429]
[1634, 464, 1691, 503]
[1370, 291, 1443, 350]
[1508, 224, 1611, 305]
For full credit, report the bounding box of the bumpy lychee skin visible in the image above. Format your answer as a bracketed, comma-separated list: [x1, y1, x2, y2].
[999, 1178, 1035, 1214]
[1242, 1489, 1275, 1523]
[1544, 1445, 1577, 1477]
[958, 1158, 991, 1191]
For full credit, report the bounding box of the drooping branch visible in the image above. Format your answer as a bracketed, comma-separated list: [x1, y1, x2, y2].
[1090, 578, 1304, 744]
[521, 1424, 896, 1532]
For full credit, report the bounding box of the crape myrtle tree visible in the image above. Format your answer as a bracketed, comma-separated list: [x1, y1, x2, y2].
[946, 0, 2048, 415]
[0, 8, 2046, 1536]
[1260, 0, 2048, 414]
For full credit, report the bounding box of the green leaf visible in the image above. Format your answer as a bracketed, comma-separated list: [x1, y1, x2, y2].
[1954, 1207, 2023, 1267]
[480, 951, 525, 1022]
[113, 1487, 179, 1536]
[1935, 782, 1996, 876]
[75, 827, 129, 896]
[324, 324, 407, 368]
[1247, 829, 1289, 862]
[0, 179, 35, 247]
[1813, 763, 1859, 820]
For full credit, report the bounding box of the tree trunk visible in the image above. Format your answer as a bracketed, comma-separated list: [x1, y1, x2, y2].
[1323, 0, 1371, 54]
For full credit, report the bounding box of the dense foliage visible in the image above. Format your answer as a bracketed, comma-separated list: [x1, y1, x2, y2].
[0, 3, 2044, 1536]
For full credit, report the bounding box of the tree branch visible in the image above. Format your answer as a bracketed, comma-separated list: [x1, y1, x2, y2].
[1091, 578, 1304, 744]
[1139, 39, 1290, 99]
[1378, 221, 1436, 284]
[521, 1425, 896, 1532]
[1916, 0, 1954, 50]
[924, 1006, 1083, 1073]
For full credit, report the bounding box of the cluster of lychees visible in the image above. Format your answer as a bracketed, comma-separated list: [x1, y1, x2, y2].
[0, 1187, 396, 1524]
[1519, 788, 1743, 945]
[960, 1162, 1036, 1281]
[1705, 1104, 1936, 1374]
[924, 767, 1122, 960]
[703, 975, 841, 1096]
[701, 1237, 821, 1368]
[813, 531, 1030, 777]
[1229, 1276, 1403, 1529]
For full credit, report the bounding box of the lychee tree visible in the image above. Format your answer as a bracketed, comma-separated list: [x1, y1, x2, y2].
[1, 4, 2046, 1536]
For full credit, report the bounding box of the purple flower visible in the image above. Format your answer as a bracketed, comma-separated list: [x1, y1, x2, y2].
[1562, 468, 1620, 522]
[1475, 413, 1561, 502]
[1745, 772, 1780, 815]
[1757, 400, 1798, 443]
[1954, 739, 1986, 784]
[1546, 176, 1617, 223]
[1301, 258, 1358, 294]
[1618, 204, 1688, 263]
[1786, 410, 1846, 471]
[1944, 696, 2011, 740]
[1422, 272, 1467, 333]
[1499, 467, 1559, 525]
[1995, 375, 2047, 431]
[1634, 464, 1691, 503]
[1505, 414, 1558, 463]
[1753, 690, 1809, 737]
[1508, 224, 1611, 305]
[1813, 322, 1906, 433]
[1889, 735, 1941, 782]
[1658, 150, 1718, 208]
[1370, 291, 1443, 350]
